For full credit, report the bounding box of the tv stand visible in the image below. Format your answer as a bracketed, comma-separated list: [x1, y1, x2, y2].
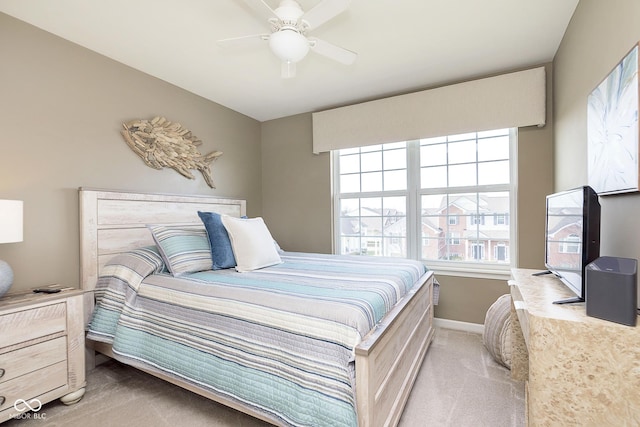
[552, 296, 584, 304]
[509, 269, 640, 425]
[530, 271, 585, 304]
[530, 270, 552, 276]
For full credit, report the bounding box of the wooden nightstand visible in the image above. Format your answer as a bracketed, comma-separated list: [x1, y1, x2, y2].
[0, 287, 86, 423]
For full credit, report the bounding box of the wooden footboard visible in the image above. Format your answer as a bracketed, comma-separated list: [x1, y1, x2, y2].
[355, 271, 434, 427]
[87, 273, 434, 427]
[80, 189, 435, 427]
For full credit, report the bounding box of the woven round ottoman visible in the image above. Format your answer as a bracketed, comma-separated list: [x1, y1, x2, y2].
[482, 294, 512, 369]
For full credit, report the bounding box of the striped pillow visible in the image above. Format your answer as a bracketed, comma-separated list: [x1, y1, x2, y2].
[148, 225, 212, 276]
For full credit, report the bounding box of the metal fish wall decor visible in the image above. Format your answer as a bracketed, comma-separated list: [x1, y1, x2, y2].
[121, 116, 223, 188]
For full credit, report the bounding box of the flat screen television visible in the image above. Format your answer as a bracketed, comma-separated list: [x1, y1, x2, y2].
[538, 185, 601, 304]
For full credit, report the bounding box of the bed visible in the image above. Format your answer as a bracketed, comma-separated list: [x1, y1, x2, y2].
[79, 188, 435, 427]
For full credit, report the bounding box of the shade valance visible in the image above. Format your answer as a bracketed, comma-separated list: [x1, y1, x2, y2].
[312, 66, 546, 154]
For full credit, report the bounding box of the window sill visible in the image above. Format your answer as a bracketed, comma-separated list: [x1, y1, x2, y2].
[427, 263, 512, 281]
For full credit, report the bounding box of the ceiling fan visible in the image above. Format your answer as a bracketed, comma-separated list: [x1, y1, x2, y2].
[218, 0, 357, 78]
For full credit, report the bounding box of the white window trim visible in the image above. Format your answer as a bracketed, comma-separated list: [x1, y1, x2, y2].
[331, 129, 518, 280]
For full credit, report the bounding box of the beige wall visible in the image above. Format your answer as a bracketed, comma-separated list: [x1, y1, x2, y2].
[0, 13, 262, 292]
[261, 65, 555, 324]
[1, 11, 556, 324]
[261, 114, 332, 254]
[554, 0, 640, 305]
[517, 64, 555, 270]
[13, 1, 633, 325]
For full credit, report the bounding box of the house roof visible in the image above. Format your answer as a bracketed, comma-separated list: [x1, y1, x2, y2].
[431, 194, 509, 215]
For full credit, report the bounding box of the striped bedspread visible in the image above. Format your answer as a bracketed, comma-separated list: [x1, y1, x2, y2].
[87, 247, 428, 427]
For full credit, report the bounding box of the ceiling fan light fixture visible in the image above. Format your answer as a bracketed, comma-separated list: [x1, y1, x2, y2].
[269, 28, 309, 63]
[218, 0, 356, 77]
[274, 0, 304, 23]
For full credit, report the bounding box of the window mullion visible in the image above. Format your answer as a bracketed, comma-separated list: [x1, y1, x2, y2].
[407, 140, 420, 260]
[332, 151, 340, 254]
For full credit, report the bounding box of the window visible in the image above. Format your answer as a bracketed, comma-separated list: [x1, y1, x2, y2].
[560, 234, 581, 254]
[334, 129, 516, 277]
[495, 213, 509, 225]
[336, 143, 408, 257]
[447, 232, 460, 245]
[470, 214, 485, 225]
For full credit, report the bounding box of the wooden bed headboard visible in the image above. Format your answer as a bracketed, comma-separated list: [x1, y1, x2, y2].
[79, 188, 246, 292]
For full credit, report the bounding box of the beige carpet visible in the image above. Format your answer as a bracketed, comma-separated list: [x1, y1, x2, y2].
[4, 328, 524, 426]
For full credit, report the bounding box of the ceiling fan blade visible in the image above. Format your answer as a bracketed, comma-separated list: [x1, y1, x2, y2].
[217, 33, 270, 48]
[241, 0, 278, 21]
[301, 0, 351, 30]
[281, 61, 297, 79]
[308, 37, 357, 65]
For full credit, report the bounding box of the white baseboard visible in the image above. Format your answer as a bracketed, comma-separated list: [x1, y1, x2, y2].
[434, 317, 484, 335]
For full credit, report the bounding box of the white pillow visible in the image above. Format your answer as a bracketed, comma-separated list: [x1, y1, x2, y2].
[221, 216, 282, 272]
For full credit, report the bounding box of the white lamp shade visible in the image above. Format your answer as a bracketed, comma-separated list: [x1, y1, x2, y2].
[269, 29, 309, 63]
[0, 200, 23, 244]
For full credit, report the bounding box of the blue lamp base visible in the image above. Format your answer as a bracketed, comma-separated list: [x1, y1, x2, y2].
[0, 259, 14, 297]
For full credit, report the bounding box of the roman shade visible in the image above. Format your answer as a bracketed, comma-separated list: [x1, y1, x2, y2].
[312, 66, 546, 154]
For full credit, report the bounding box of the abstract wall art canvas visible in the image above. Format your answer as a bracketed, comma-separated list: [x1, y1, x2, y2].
[587, 43, 639, 195]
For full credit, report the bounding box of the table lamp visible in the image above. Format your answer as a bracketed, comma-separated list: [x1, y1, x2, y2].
[0, 199, 23, 297]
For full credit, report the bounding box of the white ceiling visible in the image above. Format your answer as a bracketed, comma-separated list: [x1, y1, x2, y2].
[0, 0, 579, 122]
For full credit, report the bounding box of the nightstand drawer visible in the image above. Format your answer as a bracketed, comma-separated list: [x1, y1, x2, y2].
[0, 337, 67, 384]
[0, 360, 67, 412]
[0, 303, 66, 348]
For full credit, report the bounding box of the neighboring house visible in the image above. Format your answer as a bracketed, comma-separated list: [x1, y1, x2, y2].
[546, 214, 582, 269]
[340, 194, 510, 262]
[340, 207, 403, 256]
[429, 194, 511, 263]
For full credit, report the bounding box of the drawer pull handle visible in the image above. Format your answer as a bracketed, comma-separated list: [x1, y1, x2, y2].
[0, 396, 5, 406]
[0, 368, 4, 378]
